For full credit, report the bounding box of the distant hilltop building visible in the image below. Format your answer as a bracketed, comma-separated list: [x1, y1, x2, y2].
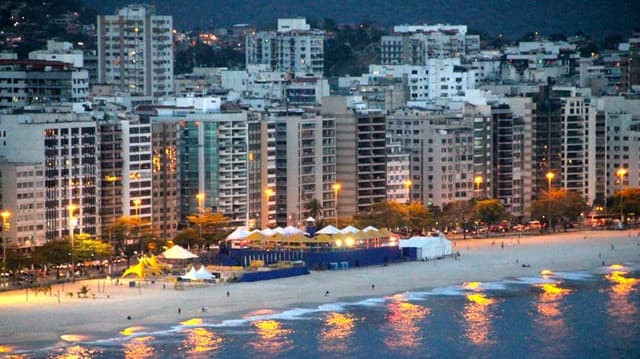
[381, 24, 480, 64]
[246, 18, 325, 77]
[97, 4, 173, 96]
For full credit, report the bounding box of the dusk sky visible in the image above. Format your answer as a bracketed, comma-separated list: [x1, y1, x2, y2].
[86, 0, 639, 38]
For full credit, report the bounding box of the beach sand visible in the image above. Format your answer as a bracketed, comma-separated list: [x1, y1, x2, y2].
[1, 230, 639, 351]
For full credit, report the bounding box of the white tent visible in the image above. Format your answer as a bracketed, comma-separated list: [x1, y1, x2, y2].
[399, 234, 452, 260]
[196, 266, 214, 280]
[227, 227, 251, 240]
[282, 225, 305, 237]
[272, 226, 285, 234]
[341, 225, 360, 234]
[362, 225, 379, 232]
[317, 224, 341, 235]
[181, 266, 199, 281]
[260, 228, 276, 237]
[162, 245, 198, 259]
[305, 217, 316, 222]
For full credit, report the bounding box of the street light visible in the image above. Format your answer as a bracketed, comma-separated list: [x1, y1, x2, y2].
[196, 193, 205, 243]
[332, 183, 341, 226]
[474, 176, 483, 198]
[404, 179, 412, 204]
[616, 168, 628, 223]
[1, 210, 10, 269]
[546, 171, 554, 192]
[263, 188, 275, 229]
[67, 204, 77, 281]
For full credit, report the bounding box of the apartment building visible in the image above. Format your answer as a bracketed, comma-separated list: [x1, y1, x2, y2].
[97, 4, 173, 96]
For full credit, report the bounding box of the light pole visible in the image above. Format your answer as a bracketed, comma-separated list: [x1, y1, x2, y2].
[332, 183, 341, 227]
[132, 199, 141, 254]
[105, 175, 119, 275]
[545, 171, 554, 232]
[616, 168, 628, 224]
[196, 193, 204, 244]
[474, 176, 483, 198]
[67, 204, 77, 281]
[1, 210, 10, 269]
[404, 179, 412, 204]
[263, 188, 274, 229]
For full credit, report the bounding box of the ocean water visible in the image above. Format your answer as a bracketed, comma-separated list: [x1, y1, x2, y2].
[7, 263, 640, 359]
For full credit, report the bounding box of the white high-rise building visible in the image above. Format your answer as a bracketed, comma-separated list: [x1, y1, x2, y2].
[97, 4, 173, 96]
[246, 18, 325, 77]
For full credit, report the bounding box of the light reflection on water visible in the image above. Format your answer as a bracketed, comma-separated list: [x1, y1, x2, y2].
[318, 312, 357, 354]
[605, 269, 639, 340]
[535, 283, 570, 342]
[383, 295, 430, 353]
[246, 320, 293, 357]
[463, 293, 496, 345]
[123, 336, 156, 359]
[51, 344, 102, 359]
[179, 327, 223, 356]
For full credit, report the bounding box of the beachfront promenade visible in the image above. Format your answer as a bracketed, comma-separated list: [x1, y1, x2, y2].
[1, 230, 639, 351]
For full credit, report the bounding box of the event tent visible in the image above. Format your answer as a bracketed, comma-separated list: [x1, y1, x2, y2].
[161, 245, 198, 260]
[227, 227, 251, 240]
[341, 225, 360, 234]
[196, 266, 214, 280]
[399, 234, 452, 260]
[282, 225, 305, 237]
[317, 224, 341, 235]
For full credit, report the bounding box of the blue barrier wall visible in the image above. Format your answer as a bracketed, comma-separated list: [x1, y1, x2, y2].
[238, 266, 310, 282]
[205, 247, 402, 270]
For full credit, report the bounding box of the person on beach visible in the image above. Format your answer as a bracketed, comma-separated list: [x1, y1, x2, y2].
[325, 290, 330, 296]
[226, 290, 230, 297]
[501, 241, 504, 249]
[178, 307, 181, 315]
[371, 284, 375, 290]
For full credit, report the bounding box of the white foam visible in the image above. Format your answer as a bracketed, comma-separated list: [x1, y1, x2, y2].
[317, 303, 346, 312]
[428, 286, 466, 296]
[507, 277, 558, 285]
[245, 307, 317, 322]
[349, 297, 386, 307]
[551, 271, 593, 280]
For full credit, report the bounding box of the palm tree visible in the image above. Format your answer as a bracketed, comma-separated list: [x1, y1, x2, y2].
[304, 198, 323, 222]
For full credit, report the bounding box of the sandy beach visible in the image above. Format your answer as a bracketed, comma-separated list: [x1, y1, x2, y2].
[1, 230, 639, 352]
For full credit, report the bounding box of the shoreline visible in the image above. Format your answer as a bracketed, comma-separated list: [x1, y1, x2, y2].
[1, 230, 639, 352]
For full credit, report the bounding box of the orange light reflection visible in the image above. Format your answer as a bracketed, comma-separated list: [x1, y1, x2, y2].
[180, 327, 223, 354]
[605, 270, 638, 340]
[124, 336, 156, 359]
[383, 300, 430, 352]
[318, 312, 356, 354]
[52, 345, 102, 359]
[247, 320, 293, 356]
[120, 326, 146, 337]
[463, 294, 496, 344]
[535, 283, 570, 344]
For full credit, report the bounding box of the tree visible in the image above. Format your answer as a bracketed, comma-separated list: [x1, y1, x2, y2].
[442, 200, 477, 239]
[608, 187, 640, 223]
[32, 240, 72, 279]
[186, 209, 230, 248]
[530, 189, 589, 231]
[304, 198, 323, 222]
[74, 237, 114, 262]
[475, 199, 509, 235]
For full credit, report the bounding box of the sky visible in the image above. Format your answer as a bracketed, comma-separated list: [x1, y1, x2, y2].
[86, 0, 639, 39]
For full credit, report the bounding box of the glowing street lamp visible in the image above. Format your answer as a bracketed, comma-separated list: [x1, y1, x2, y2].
[67, 204, 78, 281]
[1, 210, 10, 269]
[546, 172, 554, 192]
[196, 193, 205, 242]
[616, 168, 628, 223]
[332, 183, 341, 226]
[263, 188, 275, 229]
[474, 176, 483, 198]
[404, 179, 412, 204]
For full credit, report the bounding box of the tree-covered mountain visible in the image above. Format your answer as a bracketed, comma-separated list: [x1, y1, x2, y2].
[85, 0, 639, 39]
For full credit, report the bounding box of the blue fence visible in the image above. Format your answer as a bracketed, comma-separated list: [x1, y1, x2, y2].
[204, 247, 402, 270]
[238, 266, 310, 282]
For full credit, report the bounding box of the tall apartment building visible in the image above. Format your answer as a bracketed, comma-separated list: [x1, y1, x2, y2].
[386, 108, 475, 208]
[0, 159, 46, 251]
[381, 24, 480, 65]
[247, 112, 277, 229]
[246, 18, 325, 77]
[0, 59, 89, 108]
[97, 4, 173, 96]
[322, 97, 386, 218]
[533, 86, 599, 206]
[267, 110, 337, 226]
[0, 111, 98, 243]
[178, 111, 249, 227]
[385, 139, 411, 203]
